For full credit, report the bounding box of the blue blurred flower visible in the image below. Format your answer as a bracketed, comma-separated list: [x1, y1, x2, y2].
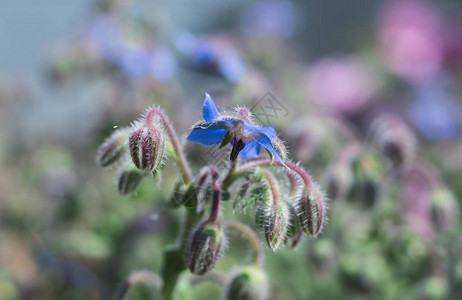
[174, 32, 247, 83]
[240, 0, 300, 38]
[187, 93, 286, 164]
[408, 81, 462, 142]
[87, 15, 176, 81]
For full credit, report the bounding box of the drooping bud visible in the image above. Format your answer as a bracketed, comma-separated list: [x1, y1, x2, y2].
[296, 182, 327, 237]
[224, 266, 268, 300]
[118, 168, 144, 195]
[283, 162, 327, 237]
[350, 152, 382, 207]
[256, 198, 289, 251]
[129, 126, 166, 173]
[284, 201, 303, 248]
[368, 114, 417, 168]
[431, 186, 458, 232]
[325, 163, 353, 200]
[185, 221, 226, 275]
[96, 127, 130, 167]
[255, 169, 289, 251]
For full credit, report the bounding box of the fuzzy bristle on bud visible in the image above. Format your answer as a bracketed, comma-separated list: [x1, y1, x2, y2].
[118, 169, 144, 195]
[255, 169, 289, 251]
[186, 221, 226, 275]
[284, 201, 303, 248]
[256, 197, 289, 251]
[129, 126, 165, 173]
[296, 182, 326, 237]
[224, 266, 268, 300]
[96, 128, 130, 167]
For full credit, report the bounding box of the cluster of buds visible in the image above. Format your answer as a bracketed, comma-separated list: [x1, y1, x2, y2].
[233, 159, 328, 250]
[97, 94, 330, 300]
[96, 107, 167, 195]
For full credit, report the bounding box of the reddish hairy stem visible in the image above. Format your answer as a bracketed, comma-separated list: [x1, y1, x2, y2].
[208, 167, 221, 225]
[145, 108, 193, 184]
[261, 169, 280, 213]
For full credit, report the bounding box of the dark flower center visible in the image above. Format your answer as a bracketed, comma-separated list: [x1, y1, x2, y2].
[230, 138, 246, 161]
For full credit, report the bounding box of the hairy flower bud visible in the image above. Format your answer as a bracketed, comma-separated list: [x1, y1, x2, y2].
[129, 126, 165, 172]
[186, 221, 226, 275]
[96, 127, 130, 167]
[350, 153, 382, 207]
[431, 187, 458, 232]
[118, 168, 144, 195]
[254, 169, 289, 251]
[224, 266, 268, 300]
[256, 196, 289, 251]
[325, 163, 353, 200]
[368, 114, 416, 168]
[296, 182, 327, 237]
[284, 201, 303, 248]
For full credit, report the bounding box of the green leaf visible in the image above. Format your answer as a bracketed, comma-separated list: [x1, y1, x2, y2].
[219, 132, 232, 149]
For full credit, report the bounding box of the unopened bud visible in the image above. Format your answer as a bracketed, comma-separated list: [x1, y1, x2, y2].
[431, 187, 458, 232]
[325, 163, 353, 200]
[129, 126, 165, 172]
[96, 128, 130, 167]
[284, 201, 303, 248]
[368, 114, 416, 168]
[118, 168, 144, 195]
[296, 183, 327, 237]
[186, 221, 226, 275]
[256, 197, 289, 251]
[255, 169, 289, 251]
[224, 266, 268, 300]
[350, 153, 382, 207]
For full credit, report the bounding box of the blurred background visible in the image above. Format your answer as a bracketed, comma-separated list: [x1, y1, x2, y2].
[1, 0, 462, 299]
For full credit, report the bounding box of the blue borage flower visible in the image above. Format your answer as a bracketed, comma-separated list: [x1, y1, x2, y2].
[187, 93, 287, 165]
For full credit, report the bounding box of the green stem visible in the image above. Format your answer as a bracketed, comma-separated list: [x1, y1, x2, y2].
[145, 108, 195, 299]
[115, 270, 162, 300]
[225, 221, 264, 267]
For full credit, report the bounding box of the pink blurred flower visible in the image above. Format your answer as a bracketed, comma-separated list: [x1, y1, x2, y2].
[443, 17, 462, 71]
[402, 166, 435, 241]
[378, 0, 444, 82]
[305, 56, 379, 115]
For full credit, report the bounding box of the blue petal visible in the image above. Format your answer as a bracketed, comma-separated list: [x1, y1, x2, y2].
[243, 121, 276, 140]
[254, 135, 287, 167]
[239, 140, 261, 159]
[187, 122, 229, 146]
[203, 93, 220, 122]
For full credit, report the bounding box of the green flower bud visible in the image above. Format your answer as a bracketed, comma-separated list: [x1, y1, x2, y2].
[255, 168, 289, 251]
[284, 201, 303, 248]
[96, 127, 130, 167]
[431, 187, 458, 232]
[224, 266, 268, 300]
[256, 196, 289, 252]
[118, 168, 144, 195]
[186, 221, 226, 275]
